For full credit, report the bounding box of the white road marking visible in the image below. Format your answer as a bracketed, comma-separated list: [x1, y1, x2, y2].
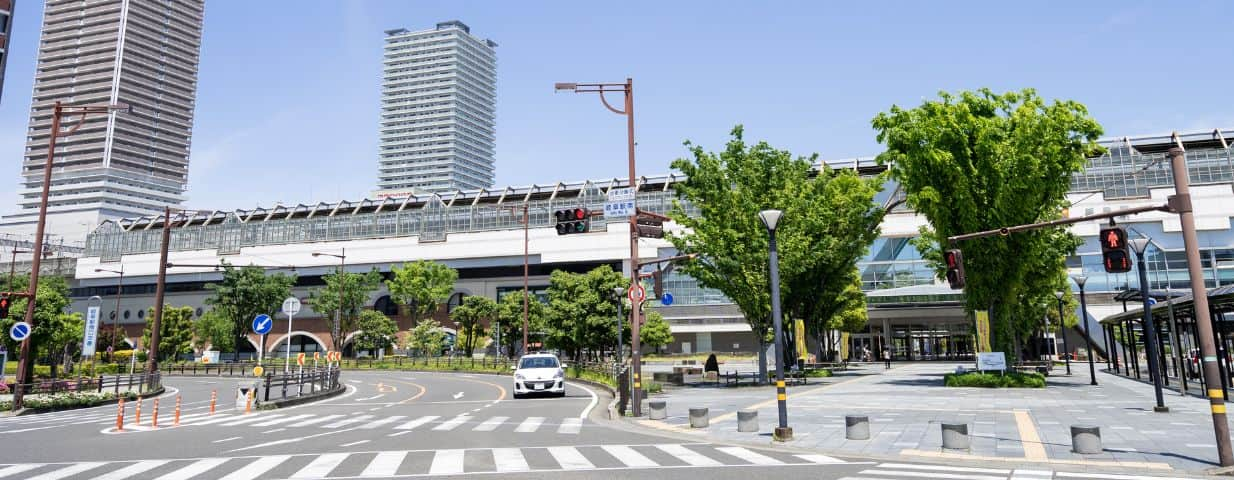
[388, 431, 411, 437]
[220, 414, 284, 427]
[572, 382, 600, 419]
[360, 415, 406, 429]
[453, 392, 465, 399]
[218, 456, 290, 480]
[261, 428, 287, 434]
[716, 447, 783, 465]
[601, 445, 658, 468]
[514, 416, 545, 432]
[323, 414, 374, 428]
[878, 463, 1010, 474]
[180, 414, 236, 426]
[492, 447, 530, 472]
[473, 416, 509, 432]
[557, 417, 583, 434]
[252, 414, 313, 427]
[357, 394, 385, 401]
[26, 462, 106, 480]
[289, 414, 343, 427]
[151, 458, 229, 480]
[360, 451, 407, 477]
[394, 416, 440, 430]
[290, 452, 349, 478]
[1056, 472, 1195, 480]
[211, 436, 242, 443]
[340, 440, 371, 447]
[94, 460, 169, 480]
[861, 469, 1004, 480]
[0, 464, 44, 478]
[432, 415, 470, 431]
[547, 446, 594, 470]
[656, 444, 722, 466]
[796, 454, 846, 464]
[429, 449, 465, 475]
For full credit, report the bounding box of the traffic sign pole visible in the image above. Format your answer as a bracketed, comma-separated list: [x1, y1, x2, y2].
[282, 297, 301, 374]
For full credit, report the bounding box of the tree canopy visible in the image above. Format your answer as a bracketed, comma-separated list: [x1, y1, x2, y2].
[353, 310, 398, 353]
[386, 260, 458, 323]
[544, 265, 627, 362]
[405, 318, 447, 356]
[493, 291, 546, 357]
[203, 263, 296, 353]
[309, 268, 383, 351]
[449, 295, 497, 357]
[1, 276, 82, 382]
[142, 305, 194, 362]
[872, 88, 1101, 355]
[640, 310, 674, 352]
[193, 309, 232, 352]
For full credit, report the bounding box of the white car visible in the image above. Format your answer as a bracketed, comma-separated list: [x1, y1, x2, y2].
[512, 353, 566, 398]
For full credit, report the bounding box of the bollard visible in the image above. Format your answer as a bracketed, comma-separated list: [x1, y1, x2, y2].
[648, 400, 667, 420]
[244, 390, 253, 415]
[1071, 425, 1102, 454]
[737, 410, 758, 432]
[174, 395, 182, 426]
[209, 389, 217, 415]
[116, 398, 125, 432]
[689, 407, 709, 428]
[941, 422, 970, 450]
[134, 399, 142, 425]
[845, 415, 870, 440]
[152, 398, 160, 428]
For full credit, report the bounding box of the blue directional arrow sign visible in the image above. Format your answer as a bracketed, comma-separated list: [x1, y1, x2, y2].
[9, 321, 32, 342]
[661, 292, 674, 306]
[252, 314, 273, 335]
[1147, 298, 1157, 306]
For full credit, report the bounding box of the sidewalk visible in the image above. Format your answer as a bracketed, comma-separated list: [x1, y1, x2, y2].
[633, 361, 1233, 475]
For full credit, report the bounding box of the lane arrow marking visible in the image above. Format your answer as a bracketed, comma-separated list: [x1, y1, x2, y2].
[453, 392, 465, 400]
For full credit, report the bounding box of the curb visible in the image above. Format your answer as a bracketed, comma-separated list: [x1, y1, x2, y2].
[262, 385, 346, 409]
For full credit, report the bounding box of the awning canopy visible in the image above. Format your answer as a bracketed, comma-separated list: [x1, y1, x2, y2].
[1100, 284, 1234, 326]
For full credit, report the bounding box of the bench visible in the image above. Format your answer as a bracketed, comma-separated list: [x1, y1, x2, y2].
[1013, 361, 1053, 376]
[723, 371, 761, 386]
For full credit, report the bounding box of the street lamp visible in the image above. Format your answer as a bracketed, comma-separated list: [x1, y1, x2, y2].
[1053, 291, 1071, 375]
[1072, 275, 1098, 386]
[759, 209, 792, 441]
[95, 267, 125, 362]
[556, 78, 643, 415]
[1129, 237, 1168, 412]
[13, 101, 129, 410]
[312, 250, 347, 356]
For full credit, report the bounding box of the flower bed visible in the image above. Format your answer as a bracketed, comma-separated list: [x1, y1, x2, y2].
[943, 371, 1045, 388]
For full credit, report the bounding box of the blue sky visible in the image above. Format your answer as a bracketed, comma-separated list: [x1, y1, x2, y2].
[0, 1, 1230, 212]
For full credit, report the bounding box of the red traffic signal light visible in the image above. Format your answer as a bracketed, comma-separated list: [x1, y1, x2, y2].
[943, 249, 966, 290]
[554, 208, 591, 235]
[1098, 227, 1132, 273]
[0, 294, 9, 319]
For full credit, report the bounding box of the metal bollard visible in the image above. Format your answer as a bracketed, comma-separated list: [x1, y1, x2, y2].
[209, 389, 217, 415]
[152, 398, 160, 428]
[689, 408, 709, 428]
[941, 423, 970, 450]
[737, 410, 758, 432]
[115, 398, 125, 432]
[1071, 425, 1102, 454]
[845, 415, 870, 440]
[649, 400, 667, 420]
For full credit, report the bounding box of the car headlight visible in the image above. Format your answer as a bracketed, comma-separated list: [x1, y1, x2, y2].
[515, 373, 525, 380]
[554, 369, 564, 379]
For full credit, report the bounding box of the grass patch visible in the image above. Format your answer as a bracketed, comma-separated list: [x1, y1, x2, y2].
[944, 371, 1045, 388]
[804, 368, 833, 378]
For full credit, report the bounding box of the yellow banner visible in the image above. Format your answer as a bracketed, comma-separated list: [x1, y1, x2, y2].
[975, 310, 992, 353]
[840, 332, 850, 361]
[795, 319, 807, 361]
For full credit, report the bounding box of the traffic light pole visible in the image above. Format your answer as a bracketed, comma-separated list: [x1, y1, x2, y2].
[947, 203, 1171, 244]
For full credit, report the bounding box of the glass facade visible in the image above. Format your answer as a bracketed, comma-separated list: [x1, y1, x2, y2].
[1070, 146, 1233, 199]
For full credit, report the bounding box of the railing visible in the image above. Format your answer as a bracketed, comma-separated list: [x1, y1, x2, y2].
[161, 361, 285, 377]
[8, 372, 161, 398]
[260, 367, 341, 403]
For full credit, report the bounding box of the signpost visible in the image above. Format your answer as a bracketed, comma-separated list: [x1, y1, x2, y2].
[604, 187, 636, 219]
[281, 297, 302, 373]
[976, 352, 1007, 373]
[9, 321, 31, 342]
[627, 283, 646, 304]
[252, 314, 272, 364]
[660, 292, 674, 306]
[82, 306, 101, 357]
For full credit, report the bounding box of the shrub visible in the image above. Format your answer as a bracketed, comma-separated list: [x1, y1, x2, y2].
[944, 371, 1045, 388]
[804, 368, 833, 378]
[112, 350, 135, 365]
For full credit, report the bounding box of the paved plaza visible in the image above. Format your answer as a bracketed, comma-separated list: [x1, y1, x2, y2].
[638, 362, 1232, 476]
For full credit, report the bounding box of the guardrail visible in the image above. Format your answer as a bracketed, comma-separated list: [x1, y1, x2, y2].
[8, 372, 162, 397]
[259, 367, 341, 403]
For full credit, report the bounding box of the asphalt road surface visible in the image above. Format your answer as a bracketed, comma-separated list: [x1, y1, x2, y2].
[0, 371, 1204, 480]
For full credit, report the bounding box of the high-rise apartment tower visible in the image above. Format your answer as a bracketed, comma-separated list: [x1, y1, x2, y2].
[1, 0, 205, 242]
[377, 20, 496, 196]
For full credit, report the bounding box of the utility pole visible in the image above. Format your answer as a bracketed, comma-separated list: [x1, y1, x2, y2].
[145, 207, 174, 381]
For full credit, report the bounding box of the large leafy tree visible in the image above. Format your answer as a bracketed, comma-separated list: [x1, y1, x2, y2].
[142, 305, 194, 362]
[493, 291, 546, 358]
[805, 271, 869, 358]
[872, 88, 1102, 356]
[544, 266, 628, 362]
[449, 295, 497, 356]
[193, 309, 233, 352]
[668, 126, 885, 377]
[406, 318, 447, 357]
[386, 260, 458, 325]
[203, 263, 296, 354]
[353, 310, 398, 353]
[309, 268, 383, 352]
[639, 310, 674, 353]
[1, 276, 82, 381]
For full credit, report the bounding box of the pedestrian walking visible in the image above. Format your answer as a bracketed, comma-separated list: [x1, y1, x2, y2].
[883, 349, 892, 369]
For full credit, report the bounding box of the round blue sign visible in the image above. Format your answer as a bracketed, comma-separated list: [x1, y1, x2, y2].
[661, 292, 674, 306]
[1147, 298, 1157, 306]
[252, 314, 273, 335]
[9, 321, 32, 342]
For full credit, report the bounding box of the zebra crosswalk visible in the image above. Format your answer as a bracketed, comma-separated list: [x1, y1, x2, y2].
[0, 443, 849, 479]
[834, 462, 1189, 480]
[175, 413, 590, 434]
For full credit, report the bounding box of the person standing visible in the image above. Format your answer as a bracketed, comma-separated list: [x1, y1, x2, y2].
[883, 349, 892, 369]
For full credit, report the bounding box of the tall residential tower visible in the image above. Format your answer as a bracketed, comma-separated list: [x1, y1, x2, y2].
[377, 20, 496, 196]
[1, 0, 205, 243]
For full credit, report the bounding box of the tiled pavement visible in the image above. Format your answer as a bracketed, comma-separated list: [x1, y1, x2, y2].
[639, 362, 1233, 475]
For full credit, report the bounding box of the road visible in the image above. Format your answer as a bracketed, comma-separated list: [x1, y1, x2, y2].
[0, 370, 1206, 479]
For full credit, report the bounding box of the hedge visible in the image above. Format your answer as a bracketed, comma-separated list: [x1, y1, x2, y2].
[943, 371, 1045, 388]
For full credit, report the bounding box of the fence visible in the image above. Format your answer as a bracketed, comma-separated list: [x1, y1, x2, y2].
[8, 372, 161, 397]
[161, 361, 286, 377]
[259, 367, 341, 403]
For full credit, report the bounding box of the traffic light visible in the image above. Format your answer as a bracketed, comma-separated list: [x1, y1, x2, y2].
[636, 216, 664, 239]
[651, 269, 664, 299]
[554, 208, 590, 235]
[944, 249, 966, 290]
[0, 294, 9, 319]
[1099, 226, 1132, 273]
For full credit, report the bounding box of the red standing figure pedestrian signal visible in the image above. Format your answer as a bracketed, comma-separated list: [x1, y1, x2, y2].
[1099, 227, 1132, 273]
[0, 295, 10, 318]
[944, 249, 966, 290]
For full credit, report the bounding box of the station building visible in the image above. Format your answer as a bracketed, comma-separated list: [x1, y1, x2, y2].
[70, 129, 1234, 360]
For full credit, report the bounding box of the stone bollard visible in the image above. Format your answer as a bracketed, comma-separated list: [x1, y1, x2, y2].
[689, 407, 709, 428]
[737, 410, 758, 432]
[941, 423, 970, 450]
[1071, 425, 1102, 454]
[845, 415, 870, 440]
[648, 400, 667, 420]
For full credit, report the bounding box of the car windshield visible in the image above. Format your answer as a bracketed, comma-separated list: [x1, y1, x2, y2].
[519, 357, 559, 369]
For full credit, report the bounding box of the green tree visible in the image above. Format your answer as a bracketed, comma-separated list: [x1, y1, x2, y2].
[1, 276, 82, 381]
[668, 126, 885, 377]
[309, 268, 383, 352]
[203, 262, 296, 354]
[639, 310, 674, 353]
[493, 291, 546, 357]
[386, 260, 458, 325]
[872, 88, 1101, 356]
[353, 310, 398, 353]
[142, 305, 194, 362]
[450, 295, 497, 357]
[545, 266, 627, 362]
[806, 271, 869, 358]
[406, 318, 447, 357]
[193, 309, 233, 352]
